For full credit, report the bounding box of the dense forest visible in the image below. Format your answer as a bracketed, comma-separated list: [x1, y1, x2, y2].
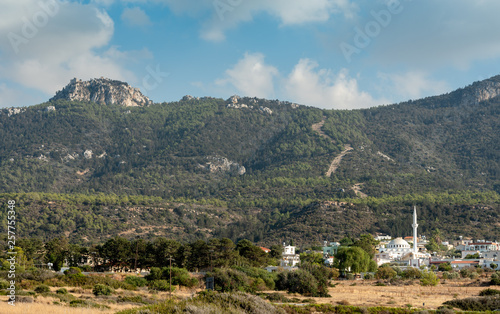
[0, 76, 499, 246]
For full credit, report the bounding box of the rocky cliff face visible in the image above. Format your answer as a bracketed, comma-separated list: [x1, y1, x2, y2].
[50, 78, 153, 106]
[461, 76, 500, 106]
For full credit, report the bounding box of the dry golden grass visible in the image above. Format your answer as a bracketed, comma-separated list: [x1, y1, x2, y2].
[0, 302, 107, 314]
[0, 284, 200, 314]
[0, 293, 139, 314]
[1, 279, 498, 313]
[316, 279, 499, 310]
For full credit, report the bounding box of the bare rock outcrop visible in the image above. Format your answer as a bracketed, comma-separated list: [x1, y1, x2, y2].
[461, 77, 500, 106]
[50, 77, 153, 107]
[201, 156, 246, 175]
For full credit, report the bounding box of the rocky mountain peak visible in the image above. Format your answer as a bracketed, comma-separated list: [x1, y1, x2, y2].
[461, 75, 500, 106]
[50, 77, 153, 107]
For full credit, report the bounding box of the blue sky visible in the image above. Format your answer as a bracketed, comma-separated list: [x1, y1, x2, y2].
[1, 0, 500, 109]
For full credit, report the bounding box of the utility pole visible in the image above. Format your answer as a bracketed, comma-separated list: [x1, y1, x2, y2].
[134, 240, 138, 271]
[209, 249, 214, 272]
[168, 256, 173, 299]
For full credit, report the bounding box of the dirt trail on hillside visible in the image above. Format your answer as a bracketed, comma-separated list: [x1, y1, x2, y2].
[325, 145, 353, 177]
[311, 119, 331, 141]
[352, 183, 368, 198]
[312, 118, 353, 177]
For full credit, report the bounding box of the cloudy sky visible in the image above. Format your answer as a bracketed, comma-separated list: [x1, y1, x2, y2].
[1, 0, 499, 109]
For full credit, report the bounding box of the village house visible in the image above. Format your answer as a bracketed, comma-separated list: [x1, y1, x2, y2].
[458, 240, 500, 258]
[280, 244, 300, 267]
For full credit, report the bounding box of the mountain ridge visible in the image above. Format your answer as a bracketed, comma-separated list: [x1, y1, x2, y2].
[0, 75, 498, 244]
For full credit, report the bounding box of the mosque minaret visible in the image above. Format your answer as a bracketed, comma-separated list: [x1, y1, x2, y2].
[412, 206, 418, 254]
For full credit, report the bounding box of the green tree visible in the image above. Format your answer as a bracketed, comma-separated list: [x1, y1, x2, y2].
[375, 266, 397, 279]
[45, 237, 70, 271]
[299, 252, 324, 265]
[236, 239, 269, 267]
[420, 270, 439, 286]
[438, 262, 452, 272]
[425, 229, 447, 253]
[100, 237, 131, 269]
[353, 234, 379, 258]
[269, 244, 283, 259]
[149, 238, 181, 267]
[334, 246, 371, 274]
[464, 253, 480, 259]
[339, 236, 354, 247]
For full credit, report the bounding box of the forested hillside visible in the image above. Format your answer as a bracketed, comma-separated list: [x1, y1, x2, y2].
[0, 76, 499, 245]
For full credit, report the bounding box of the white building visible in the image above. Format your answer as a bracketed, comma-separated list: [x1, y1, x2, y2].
[281, 244, 300, 267]
[378, 237, 413, 259]
[459, 241, 500, 258]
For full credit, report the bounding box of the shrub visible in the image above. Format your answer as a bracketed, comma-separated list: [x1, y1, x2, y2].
[442, 271, 460, 279]
[375, 266, 397, 280]
[148, 280, 175, 292]
[363, 273, 374, 280]
[62, 273, 135, 290]
[265, 293, 294, 303]
[146, 267, 197, 288]
[331, 268, 340, 279]
[0, 279, 9, 289]
[491, 272, 500, 285]
[460, 267, 477, 279]
[70, 299, 110, 309]
[125, 276, 148, 287]
[438, 263, 452, 272]
[118, 295, 146, 304]
[34, 285, 50, 294]
[251, 278, 267, 291]
[420, 271, 439, 286]
[64, 267, 82, 276]
[234, 266, 276, 290]
[81, 265, 92, 272]
[401, 267, 422, 279]
[286, 270, 318, 296]
[444, 296, 500, 311]
[479, 288, 500, 296]
[19, 269, 59, 281]
[92, 284, 113, 296]
[469, 272, 479, 279]
[211, 268, 251, 293]
[275, 271, 289, 291]
[56, 288, 68, 294]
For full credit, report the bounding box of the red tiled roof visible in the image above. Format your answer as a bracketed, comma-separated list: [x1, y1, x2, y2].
[260, 247, 271, 253]
[451, 261, 479, 264]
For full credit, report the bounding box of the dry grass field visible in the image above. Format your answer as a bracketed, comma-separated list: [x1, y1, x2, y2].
[320, 279, 498, 309]
[0, 279, 498, 313]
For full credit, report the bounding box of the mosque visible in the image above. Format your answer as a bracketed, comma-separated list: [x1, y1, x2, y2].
[376, 207, 430, 266]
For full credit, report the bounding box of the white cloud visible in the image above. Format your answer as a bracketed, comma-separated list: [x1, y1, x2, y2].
[202, 0, 357, 41]
[0, 0, 138, 103]
[216, 52, 278, 99]
[377, 72, 451, 101]
[92, 0, 116, 6]
[107, 0, 357, 41]
[364, 0, 500, 69]
[284, 59, 385, 109]
[121, 7, 152, 27]
[217, 54, 385, 109]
